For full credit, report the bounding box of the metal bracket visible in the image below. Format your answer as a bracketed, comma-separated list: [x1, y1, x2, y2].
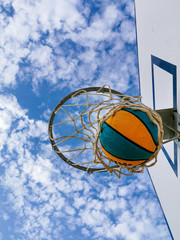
[156, 108, 180, 145]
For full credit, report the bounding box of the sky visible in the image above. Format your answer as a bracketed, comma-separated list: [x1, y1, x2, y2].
[0, 0, 173, 240]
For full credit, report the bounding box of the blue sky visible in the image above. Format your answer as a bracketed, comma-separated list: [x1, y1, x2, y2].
[0, 0, 172, 239]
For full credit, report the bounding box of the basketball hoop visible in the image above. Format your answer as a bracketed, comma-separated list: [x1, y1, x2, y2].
[48, 85, 164, 178]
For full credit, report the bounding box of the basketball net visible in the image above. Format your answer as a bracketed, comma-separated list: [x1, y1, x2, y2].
[49, 85, 164, 178]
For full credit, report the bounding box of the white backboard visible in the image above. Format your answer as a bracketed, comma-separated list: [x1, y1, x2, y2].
[135, 0, 180, 239]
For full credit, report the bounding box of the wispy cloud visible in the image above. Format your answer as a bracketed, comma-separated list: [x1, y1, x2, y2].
[1, 0, 139, 95]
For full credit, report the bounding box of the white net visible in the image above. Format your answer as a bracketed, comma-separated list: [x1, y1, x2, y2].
[49, 85, 164, 178]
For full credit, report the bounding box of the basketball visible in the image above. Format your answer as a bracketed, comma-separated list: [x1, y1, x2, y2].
[99, 108, 159, 167]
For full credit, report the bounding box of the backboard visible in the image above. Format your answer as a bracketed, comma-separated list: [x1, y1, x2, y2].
[135, 0, 180, 239]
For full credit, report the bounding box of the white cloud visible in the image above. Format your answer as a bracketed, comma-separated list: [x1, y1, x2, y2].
[124, 0, 135, 17]
[2, 212, 9, 220]
[41, 108, 52, 120]
[118, 185, 129, 197]
[73, 196, 86, 208]
[81, 227, 90, 237]
[120, 19, 136, 44]
[29, 45, 53, 66]
[65, 206, 76, 215]
[0, 0, 86, 89]
[0, 94, 28, 151]
[79, 208, 108, 227]
[56, 57, 78, 82]
[69, 4, 123, 47]
[30, 157, 55, 185]
[0, 94, 27, 119]
[0, 0, 139, 95]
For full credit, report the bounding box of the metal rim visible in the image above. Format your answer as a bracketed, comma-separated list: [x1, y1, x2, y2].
[48, 87, 123, 173]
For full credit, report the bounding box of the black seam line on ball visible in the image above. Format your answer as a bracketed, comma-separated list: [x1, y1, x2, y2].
[103, 121, 155, 154]
[100, 140, 149, 161]
[122, 108, 158, 146]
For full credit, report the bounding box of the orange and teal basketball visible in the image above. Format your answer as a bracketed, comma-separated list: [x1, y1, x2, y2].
[99, 108, 158, 167]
